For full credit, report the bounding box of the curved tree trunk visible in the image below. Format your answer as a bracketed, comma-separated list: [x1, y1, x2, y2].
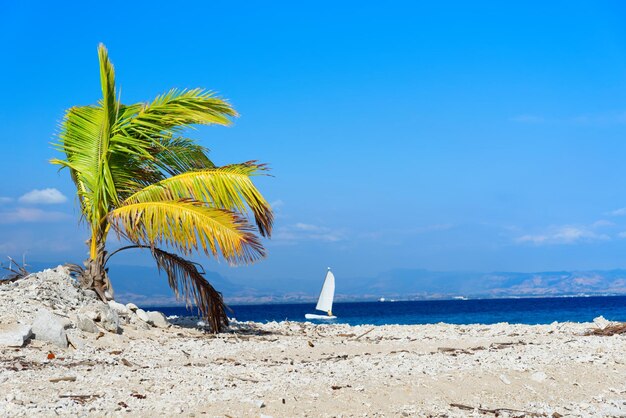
[79, 241, 114, 302]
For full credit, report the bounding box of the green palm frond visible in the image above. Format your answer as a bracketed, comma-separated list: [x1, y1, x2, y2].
[108, 199, 264, 264]
[51, 105, 105, 221]
[113, 88, 237, 141]
[122, 162, 273, 236]
[151, 137, 215, 176]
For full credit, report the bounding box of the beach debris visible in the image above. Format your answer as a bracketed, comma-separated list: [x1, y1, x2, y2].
[307, 340, 315, 347]
[593, 316, 612, 330]
[130, 392, 147, 399]
[47, 352, 56, 360]
[59, 394, 101, 404]
[49, 376, 77, 383]
[450, 403, 547, 417]
[228, 374, 261, 383]
[586, 322, 626, 336]
[354, 327, 375, 340]
[32, 309, 68, 348]
[120, 358, 133, 367]
[437, 347, 474, 355]
[0, 256, 30, 283]
[0, 324, 32, 347]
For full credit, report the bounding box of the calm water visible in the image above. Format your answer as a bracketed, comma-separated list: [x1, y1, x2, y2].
[151, 295, 626, 326]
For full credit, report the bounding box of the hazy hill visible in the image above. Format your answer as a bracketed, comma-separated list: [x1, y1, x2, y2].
[7, 261, 626, 305]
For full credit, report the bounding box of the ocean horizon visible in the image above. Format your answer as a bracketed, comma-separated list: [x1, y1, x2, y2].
[149, 294, 626, 326]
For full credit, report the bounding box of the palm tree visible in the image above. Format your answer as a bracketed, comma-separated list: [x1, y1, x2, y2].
[51, 44, 273, 332]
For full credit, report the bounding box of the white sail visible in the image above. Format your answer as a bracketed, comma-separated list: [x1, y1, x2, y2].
[315, 269, 335, 313]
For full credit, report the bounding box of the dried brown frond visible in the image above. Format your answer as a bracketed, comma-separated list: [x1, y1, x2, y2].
[586, 323, 626, 336]
[151, 248, 228, 332]
[0, 257, 30, 284]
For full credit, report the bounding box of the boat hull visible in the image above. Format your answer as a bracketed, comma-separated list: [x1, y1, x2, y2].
[305, 314, 337, 320]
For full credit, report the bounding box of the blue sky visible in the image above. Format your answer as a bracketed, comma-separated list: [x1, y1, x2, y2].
[2, 1, 626, 289]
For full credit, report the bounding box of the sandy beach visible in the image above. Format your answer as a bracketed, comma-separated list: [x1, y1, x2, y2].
[1, 268, 625, 417]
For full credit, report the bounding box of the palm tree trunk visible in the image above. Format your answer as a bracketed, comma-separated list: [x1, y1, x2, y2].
[79, 241, 114, 301]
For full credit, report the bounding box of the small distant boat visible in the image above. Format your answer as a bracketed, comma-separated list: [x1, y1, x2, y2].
[379, 297, 386, 302]
[305, 268, 336, 320]
[453, 296, 469, 301]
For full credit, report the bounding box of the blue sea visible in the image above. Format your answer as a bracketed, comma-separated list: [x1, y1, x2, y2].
[151, 295, 626, 326]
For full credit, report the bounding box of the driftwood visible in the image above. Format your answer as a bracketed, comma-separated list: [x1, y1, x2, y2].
[49, 376, 77, 383]
[59, 394, 101, 404]
[0, 257, 30, 284]
[586, 323, 626, 336]
[450, 402, 547, 417]
[354, 328, 375, 340]
[227, 374, 262, 383]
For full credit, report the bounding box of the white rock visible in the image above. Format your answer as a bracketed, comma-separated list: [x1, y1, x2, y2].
[593, 316, 612, 330]
[530, 371, 547, 383]
[108, 300, 130, 316]
[57, 316, 73, 329]
[98, 306, 120, 333]
[125, 302, 139, 312]
[135, 308, 152, 324]
[76, 314, 99, 333]
[147, 311, 169, 328]
[32, 309, 68, 348]
[499, 374, 511, 385]
[82, 289, 99, 300]
[0, 324, 32, 347]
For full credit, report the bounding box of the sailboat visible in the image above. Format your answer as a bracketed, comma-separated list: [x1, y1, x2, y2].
[305, 268, 336, 320]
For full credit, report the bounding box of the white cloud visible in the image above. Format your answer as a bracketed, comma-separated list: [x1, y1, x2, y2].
[294, 223, 324, 232]
[0, 208, 70, 224]
[18, 188, 67, 205]
[516, 226, 609, 245]
[273, 222, 346, 244]
[608, 207, 626, 216]
[359, 224, 454, 241]
[592, 220, 614, 228]
[270, 199, 284, 209]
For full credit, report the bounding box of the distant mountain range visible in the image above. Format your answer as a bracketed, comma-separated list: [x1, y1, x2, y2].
[9, 261, 626, 306]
